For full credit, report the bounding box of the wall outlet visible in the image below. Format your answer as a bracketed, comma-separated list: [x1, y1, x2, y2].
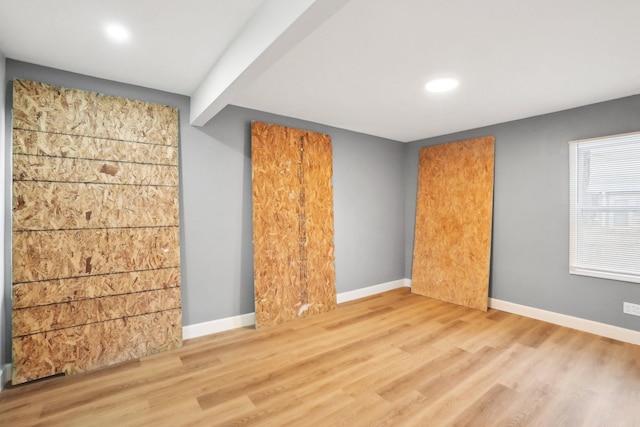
[623, 302, 640, 317]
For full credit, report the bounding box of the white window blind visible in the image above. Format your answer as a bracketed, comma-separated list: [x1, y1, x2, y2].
[569, 131, 640, 283]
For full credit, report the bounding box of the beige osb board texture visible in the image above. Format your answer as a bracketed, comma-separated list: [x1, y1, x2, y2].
[411, 136, 495, 311]
[11, 79, 182, 384]
[13, 227, 180, 283]
[300, 130, 337, 313]
[13, 268, 180, 309]
[12, 80, 178, 145]
[252, 122, 336, 328]
[14, 153, 178, 186]
[13, 129, 178, 165]
[12, 310, 182, 384]
[13, 287, 181, 336]
[14, 182, 179, 230]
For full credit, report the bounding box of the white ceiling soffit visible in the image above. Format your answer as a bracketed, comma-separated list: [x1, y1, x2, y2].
[190, 0, 350, 126]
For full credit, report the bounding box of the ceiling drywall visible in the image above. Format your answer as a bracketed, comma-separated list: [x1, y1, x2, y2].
[1, 0, 639, 142]
[0, 0, 264, 95]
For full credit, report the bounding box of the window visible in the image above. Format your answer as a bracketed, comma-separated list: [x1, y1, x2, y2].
[569, 131, 640, 283]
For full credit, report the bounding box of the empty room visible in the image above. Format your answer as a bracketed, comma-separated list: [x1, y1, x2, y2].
[1, 1, 639, 426]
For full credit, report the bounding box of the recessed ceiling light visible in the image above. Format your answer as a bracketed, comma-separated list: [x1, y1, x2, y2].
[105, 23, 129, 43]
[425, 78, 459, 93]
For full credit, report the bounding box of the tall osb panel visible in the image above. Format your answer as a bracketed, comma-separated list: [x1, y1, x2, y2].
[411, 137, 495, 311]
[252, 122, 336, 328]
[11, 80, 182, 384]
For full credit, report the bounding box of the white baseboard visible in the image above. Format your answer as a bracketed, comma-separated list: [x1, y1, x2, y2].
[1, 363, 11, 391]
[489, 298, 640, 346]
[182, 279, 411, 340]
[336, 278, 410, 303]
[182, 312, 256, 340]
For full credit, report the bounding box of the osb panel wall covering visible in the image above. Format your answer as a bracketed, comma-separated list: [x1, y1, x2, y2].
[411, 136, 495, 311]
[251, 122, 336, 328]
[11, 80, 182, 384]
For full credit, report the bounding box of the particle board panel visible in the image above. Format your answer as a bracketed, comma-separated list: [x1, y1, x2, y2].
[12, 80, 178, 145]
[13, 129, 178, 165]
[251, 122, 336, 328]
[13, 153, 178, 186]
[300, 131, 337, 316]
[411, 136, 495, 311]
[252, 122, 304, 327]
[12, 268, 181, 309]
[12, 309, 182, 385]
[13, 181, 179, 230]
[11, 79, 182, 384]
[12, 227, 180, 283]
[12, 287, 182, 337]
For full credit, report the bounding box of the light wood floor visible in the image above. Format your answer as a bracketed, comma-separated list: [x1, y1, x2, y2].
[1, 287, 639, 426]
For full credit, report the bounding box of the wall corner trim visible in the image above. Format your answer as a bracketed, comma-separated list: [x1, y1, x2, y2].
[489, 298, 640, 345]
[182, 279, 411, 340]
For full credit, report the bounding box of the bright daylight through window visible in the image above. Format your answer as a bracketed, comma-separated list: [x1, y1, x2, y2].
[569, 131, 640, 283]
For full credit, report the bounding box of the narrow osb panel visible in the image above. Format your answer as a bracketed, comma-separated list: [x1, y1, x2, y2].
[13, 129, 178, 166]
[12, 309, 182, 385]
[13, 182, 179, 230]
[14, 154, 178, 186]
[252, 122, 336, 328]
[411, 137, 494, 311]
[12, 80, 178, 145]
[252, 122, 304, 328]
[300, 131, 336, 316]
[13, 227, 180, 283]
[13, 268, 180, 309]
[13, 288, 182, 337]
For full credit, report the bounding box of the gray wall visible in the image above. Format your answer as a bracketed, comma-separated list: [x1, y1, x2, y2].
[0, 52, 6, 379]
[405, 95, 640, 331]
[2, 60, 406, 365]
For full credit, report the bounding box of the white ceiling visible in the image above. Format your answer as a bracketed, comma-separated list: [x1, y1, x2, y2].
[0, 0, 264, 95]
[1, 0, 640, 142]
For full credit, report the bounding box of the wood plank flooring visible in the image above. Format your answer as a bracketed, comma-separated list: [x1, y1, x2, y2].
[1, 287, 639, 426]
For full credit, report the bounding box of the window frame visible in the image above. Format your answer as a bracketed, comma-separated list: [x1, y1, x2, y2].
[569, 131, 640, 284]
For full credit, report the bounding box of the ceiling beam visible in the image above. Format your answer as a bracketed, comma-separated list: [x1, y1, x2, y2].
[189, 0, 350, 127]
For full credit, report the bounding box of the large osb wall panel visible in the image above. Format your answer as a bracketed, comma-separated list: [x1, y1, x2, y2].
[411, 136, 495, 311]
[251, 122, 336, 328]
[11, 80, 182, 384]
